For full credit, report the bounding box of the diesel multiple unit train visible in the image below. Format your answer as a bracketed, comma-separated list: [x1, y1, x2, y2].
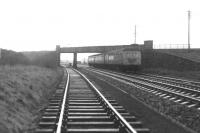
[88, 47, 141, 71]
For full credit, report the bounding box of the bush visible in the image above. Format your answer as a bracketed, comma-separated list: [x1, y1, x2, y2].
[0, 49, 58, 68]
[31, 51, 57, 68]
[0, 49, 30, 65]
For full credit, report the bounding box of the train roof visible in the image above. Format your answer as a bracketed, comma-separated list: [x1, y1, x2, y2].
[88, 53, 103, 58]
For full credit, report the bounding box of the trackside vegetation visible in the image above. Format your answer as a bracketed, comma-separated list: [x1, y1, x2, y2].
[0, 65, 63, 133]
[0, 49, 57, 68]
[0, 49, 63, 133]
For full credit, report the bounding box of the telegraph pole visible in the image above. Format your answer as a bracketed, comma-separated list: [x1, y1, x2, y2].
[188, 10, 191, 50]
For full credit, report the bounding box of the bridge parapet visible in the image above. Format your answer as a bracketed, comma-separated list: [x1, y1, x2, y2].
[60, 45, 129, 53]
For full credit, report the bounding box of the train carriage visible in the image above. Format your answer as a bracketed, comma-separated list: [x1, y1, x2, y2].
[122, 49, 141, 65]
[106, 53, 123, 65]
[88, 47, 141, 71]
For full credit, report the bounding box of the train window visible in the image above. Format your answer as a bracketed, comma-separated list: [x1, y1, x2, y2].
[108, 55, 114, 60]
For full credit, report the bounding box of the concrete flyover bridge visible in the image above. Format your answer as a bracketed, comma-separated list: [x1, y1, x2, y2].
[56, 40, 153, 68]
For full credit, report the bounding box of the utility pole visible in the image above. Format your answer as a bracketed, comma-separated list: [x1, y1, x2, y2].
[134, 25, 137, 44]
[188, 10, 191, 50]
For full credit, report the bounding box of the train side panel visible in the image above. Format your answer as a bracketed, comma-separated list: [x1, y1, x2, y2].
[88, 48, 142, 71]
[88, 54, 105, 67]
[122, 51, 141, 65]
[88, 56, 94, 64]
[106, 54, 122, 64]
[94, 54, 104, 64]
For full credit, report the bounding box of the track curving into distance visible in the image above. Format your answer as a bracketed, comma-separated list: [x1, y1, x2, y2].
[35, 68, 150, 133]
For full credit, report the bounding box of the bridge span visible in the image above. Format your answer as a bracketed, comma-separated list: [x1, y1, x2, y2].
[56, 40, 153, 68]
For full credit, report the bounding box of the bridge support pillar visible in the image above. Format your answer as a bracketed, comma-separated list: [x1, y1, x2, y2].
[73, 52, 77, 68]
[56, 45, 60, 66]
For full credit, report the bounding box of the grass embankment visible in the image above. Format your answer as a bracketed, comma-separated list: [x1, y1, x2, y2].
[0, 65, 63, 133]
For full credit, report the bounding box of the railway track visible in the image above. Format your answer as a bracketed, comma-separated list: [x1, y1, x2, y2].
[138, 73, 200, 91]
[84, 67, 200, 110]
[36, 68, 150, 133]
[140, 73, 200, 88]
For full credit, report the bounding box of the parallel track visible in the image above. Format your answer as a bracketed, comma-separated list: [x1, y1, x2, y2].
[84, 67, 200, 110]
[36, 68, 150, 133]
[140, 73, 200, 89]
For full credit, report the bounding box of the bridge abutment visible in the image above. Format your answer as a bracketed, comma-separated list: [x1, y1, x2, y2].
[73, 52, 77, 68]
[56, 45, 60, 66]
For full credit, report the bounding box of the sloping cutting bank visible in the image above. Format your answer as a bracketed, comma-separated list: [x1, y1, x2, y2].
[0, 65, 63, 133]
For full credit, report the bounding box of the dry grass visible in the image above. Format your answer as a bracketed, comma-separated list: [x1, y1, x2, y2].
[0, 65, 63, 133]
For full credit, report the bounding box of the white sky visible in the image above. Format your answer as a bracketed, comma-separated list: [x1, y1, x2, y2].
[0, 0, 200, 53]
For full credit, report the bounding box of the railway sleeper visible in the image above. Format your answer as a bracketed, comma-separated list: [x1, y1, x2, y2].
[36, 69, 150, 133]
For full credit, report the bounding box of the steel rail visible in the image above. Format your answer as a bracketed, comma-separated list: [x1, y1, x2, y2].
[98, 69, 200, 95]
[92, 68, 200, 93]
[142, 73, 200, 86]
[138, 73, 200, 90]
[85, 68, 200, 104]
[89, 67, 200, 87]
[88, 67, 200, 95]
[56, 69, 70, 133]
[73, 68, 138, 133]
[127, 75, 200, 94]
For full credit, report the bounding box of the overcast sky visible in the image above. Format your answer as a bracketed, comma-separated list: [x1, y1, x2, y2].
[0, 0, 199, 52]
